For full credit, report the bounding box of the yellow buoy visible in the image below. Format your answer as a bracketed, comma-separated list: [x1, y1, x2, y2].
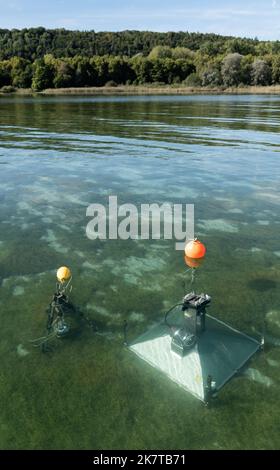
[57, 266, 71, 283]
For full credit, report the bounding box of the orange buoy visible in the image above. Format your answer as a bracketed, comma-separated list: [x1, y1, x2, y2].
[185, 238, 206, 259]
[184, 255, 204, 269]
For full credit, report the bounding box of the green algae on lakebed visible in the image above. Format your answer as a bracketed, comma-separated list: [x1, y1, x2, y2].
[0, 95, 280, 449]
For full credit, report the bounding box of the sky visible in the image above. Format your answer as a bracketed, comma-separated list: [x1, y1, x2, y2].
[1, 0, 280, 40]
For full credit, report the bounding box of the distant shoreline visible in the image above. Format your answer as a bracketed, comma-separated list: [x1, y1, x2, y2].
[1, 85, 280, 96]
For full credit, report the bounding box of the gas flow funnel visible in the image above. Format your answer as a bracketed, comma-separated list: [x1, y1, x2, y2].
[129, 293, 261, 403]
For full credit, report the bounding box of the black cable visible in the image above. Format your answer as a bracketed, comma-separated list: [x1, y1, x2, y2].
[164, 303, 184, 329]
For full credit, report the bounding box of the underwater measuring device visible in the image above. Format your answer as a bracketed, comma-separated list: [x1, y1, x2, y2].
[166, 292, 211, 357]
[30, 266, 73, 350]
[30, 266, 96, 351]
[47, 268, 72, 338]
[166, 239, 210, 357]
[127, 238, 262, 404]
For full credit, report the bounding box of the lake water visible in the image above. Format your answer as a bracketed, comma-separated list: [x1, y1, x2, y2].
[0, 94, 279, 449]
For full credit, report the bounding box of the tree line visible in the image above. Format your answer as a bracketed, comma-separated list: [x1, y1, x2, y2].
[1, 48, 280, 91]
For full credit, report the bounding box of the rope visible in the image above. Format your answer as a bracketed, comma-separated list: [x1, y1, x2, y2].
[30, 317, 60, 347]
[190, 268, 196, 288]
[30, 331, 57, 348]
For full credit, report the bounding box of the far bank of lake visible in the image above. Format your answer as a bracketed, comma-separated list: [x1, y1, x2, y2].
[1, 84, 280, 96]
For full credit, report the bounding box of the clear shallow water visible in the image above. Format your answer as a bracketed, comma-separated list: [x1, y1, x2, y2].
[0, 95, 280, 449]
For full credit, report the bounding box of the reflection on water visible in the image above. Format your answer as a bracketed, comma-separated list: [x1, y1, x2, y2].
[0, 95, 280, 449]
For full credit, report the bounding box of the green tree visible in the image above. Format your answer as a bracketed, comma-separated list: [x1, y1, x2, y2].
[272, 54, 280, 83]
[31, 59, 54, 90]
[251, 59, 272, 85]
[240, 55, 254, 85]
[53, 60, 75, 88]
[199, 40, 223, 56]
[108, 57, 135, 84]
[92, 56, 109, 86]
[171, 47, 194, 59]
[272, 41, 280, 54]
[221, 53, 243, 86]
[148, 46, 172, 59]
[9, 57, 32, 88]
[0, 61, 11, 87]
[130, 57, 153, 84]
[72, 56, 94, 86]
[183, 73, 202, 86]
[201, 66, 222, 86]
[255, 42, 272, 56]
[225, 38, 255, 55]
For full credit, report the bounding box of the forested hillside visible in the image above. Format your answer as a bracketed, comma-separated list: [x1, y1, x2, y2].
[2, 28, 277, 60]
[0, 28, 280, 90]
